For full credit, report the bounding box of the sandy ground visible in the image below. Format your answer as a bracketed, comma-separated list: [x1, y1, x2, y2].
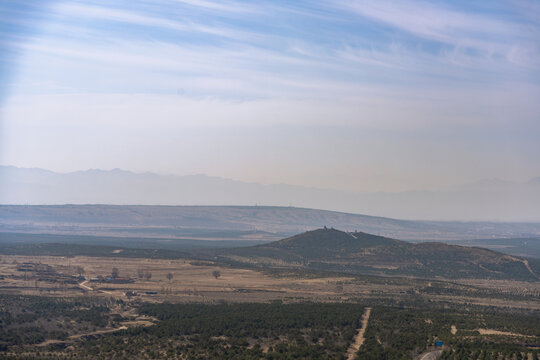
[419, 350, 442, 360]
[476, 328, 535, 337]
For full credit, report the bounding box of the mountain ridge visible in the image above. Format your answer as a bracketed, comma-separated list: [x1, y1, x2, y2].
[2, 165, 540, 221]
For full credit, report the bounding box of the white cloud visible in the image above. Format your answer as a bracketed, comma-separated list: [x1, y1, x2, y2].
[341, 1, 520, 48]
[54, 3, 260, 42]
[171, 0, 259, 14]
[338, 0, 540, 73]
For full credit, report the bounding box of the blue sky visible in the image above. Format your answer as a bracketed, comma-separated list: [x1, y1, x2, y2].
[1, 0, 539, 191]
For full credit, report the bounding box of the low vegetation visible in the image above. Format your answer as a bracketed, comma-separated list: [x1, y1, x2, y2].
[0, 295, 122, 352]
[0, 297, 538, 359]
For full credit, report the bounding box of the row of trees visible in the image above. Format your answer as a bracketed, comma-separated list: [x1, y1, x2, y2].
[111, 268, 221, 280]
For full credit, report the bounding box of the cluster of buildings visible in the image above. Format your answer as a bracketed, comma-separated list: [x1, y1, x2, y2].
[16, 262, 84, 284]
[89, 275, 134, 284]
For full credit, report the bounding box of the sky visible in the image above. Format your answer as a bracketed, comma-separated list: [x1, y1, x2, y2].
[1, 0, 539, 192]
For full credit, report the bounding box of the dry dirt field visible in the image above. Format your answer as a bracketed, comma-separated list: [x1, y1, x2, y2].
[0, 254, 364, 303]
[1, 254, 539, 310]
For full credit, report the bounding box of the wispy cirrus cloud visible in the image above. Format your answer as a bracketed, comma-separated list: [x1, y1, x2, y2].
[171, 0, 260, 14]
[55, 2, 261, 42]
[340, 1, 519, 45]
[338, 0, 540, 68]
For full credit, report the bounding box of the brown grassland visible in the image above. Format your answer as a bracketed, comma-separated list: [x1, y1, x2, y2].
[1, 254, 539, 310]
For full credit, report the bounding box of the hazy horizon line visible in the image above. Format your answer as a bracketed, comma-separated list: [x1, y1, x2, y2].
[3, 163, 539, 194]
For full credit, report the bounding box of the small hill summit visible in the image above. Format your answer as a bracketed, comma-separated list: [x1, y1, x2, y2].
[269, 227, 399, 250]
[219, 228, 539, 281]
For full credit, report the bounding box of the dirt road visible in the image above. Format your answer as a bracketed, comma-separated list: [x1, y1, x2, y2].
[346, 307, 372, 360]
[419, 350, 442, 360]
[78, 280, 93, 291]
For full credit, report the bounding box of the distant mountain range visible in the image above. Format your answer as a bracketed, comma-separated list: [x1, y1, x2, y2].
[1, 165, 540, 221]
[216, 228, 540, 281]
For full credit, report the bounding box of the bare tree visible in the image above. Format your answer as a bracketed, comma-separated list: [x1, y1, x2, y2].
[166, 272, 173, 282]
[112, 267, 119, 278]
[212, 270, 221, 279]
[144, 271, 152, 281]
[137, 268, 145, 279]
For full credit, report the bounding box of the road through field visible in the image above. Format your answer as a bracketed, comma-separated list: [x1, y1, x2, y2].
[346, 307, 371, 360]
[78, 280, 93, 291]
